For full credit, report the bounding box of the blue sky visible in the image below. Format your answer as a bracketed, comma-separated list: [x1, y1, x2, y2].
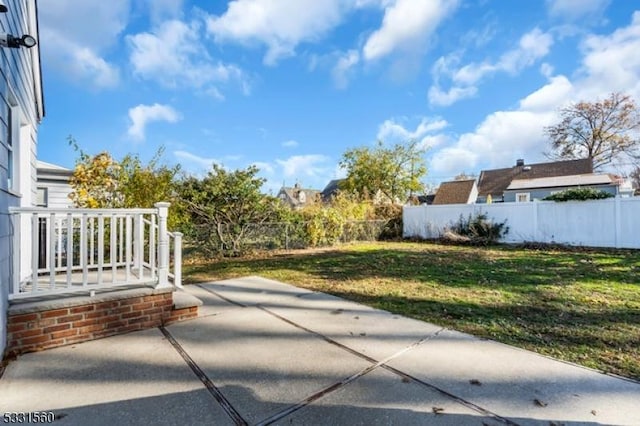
[37, 0, 640, 193]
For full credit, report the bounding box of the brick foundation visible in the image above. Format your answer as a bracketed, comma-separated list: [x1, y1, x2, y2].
[5, 288, 198, 358]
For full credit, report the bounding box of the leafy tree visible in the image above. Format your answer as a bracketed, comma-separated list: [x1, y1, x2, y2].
[178, 164, 285, 255]
[545, 92, 640, 170]
[339, 140, 427, 203]
[542, 188, 614, 202]
[68, 138, 182, 226]
[69, 141, 121, 208]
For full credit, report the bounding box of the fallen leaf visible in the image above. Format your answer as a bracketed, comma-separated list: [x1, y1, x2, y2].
[591, 410, 597, 416]
[432, 407, 445, 415]
[401, 377, 411, 383]
[330, 309, 344, 315]
[469, 379, 482, 386]
[359, 332, 366, 336]
[534, 398, 548, 407]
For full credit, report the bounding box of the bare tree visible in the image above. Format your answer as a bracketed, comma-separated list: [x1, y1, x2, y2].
[545, 92, 640, 170]
[454, 172, 477, 181]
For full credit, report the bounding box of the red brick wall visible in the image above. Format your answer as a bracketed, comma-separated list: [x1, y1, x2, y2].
[5, 291, 196, 358]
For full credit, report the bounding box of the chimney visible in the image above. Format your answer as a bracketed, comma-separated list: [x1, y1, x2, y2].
[516, 159, 525, 167]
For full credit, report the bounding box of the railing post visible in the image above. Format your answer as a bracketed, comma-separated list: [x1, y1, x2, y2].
[173, 232, 183, 288]
[155, 202, 171, 288]
[10, 211, 20, 296]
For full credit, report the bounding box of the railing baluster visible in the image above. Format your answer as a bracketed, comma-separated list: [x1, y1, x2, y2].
[31, 213, 38, 292]
[125, 215, 131, 282]
[66, 213, 73, 288]
[150, 214, 156, 280]
[89, 217, 95, 266]
[135, 214, 144, 280]
[81, 213, 88, 286]
[57, 218, 62, 269]
[98, 214, 104, 285]
[49, 213, 56, 289]
[174, 232, 183, 288]
[119, 216, 124, 266]
[111, 214, 117, 283]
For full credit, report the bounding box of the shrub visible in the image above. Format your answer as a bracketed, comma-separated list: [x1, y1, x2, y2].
[543, 188, 614, 202]
[444, 213, 509, 245]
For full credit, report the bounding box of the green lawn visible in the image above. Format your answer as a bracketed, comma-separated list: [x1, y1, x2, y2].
[184, 241, 640, 381]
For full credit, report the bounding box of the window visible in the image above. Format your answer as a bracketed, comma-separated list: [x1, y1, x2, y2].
[36, 187, 48, 207]
[6, 104, 19, 191]
[516, 193, 530, 203]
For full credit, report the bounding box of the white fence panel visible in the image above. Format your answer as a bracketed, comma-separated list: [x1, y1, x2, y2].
[404, 197, 640, 249]
[619, 197, 640, 248]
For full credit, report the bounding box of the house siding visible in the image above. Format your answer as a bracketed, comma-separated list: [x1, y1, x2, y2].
[503, 184, 618, 202]
[39, 181, 72, 208]
[0, 0, 42, 356]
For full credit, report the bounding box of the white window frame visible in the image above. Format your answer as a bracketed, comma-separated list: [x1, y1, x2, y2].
[516, 192, 530, 203]
[7, 101, 20, 193]
[36, 187, 48, 207]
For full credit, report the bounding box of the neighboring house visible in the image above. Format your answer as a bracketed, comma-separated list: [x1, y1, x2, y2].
[504, 173, 625, 202]
[406, 194, 435, 205]
[432, 179, 478, 205]
[277, 183, 321, 209]
[36, 160, 73, 208]
[0, 0, 44, 355]
[320, 178, 344, 202]
[477, 158, 593, 203]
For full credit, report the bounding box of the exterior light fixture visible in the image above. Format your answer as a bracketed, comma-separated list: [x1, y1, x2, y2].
[0, 32, 37, 49]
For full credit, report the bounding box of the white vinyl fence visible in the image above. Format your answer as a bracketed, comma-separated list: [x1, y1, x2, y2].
[404, 196, 640, 249]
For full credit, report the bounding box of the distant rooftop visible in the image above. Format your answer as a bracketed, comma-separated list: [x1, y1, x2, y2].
[477, 158, 593, 198]
[506, 173, 617, 190]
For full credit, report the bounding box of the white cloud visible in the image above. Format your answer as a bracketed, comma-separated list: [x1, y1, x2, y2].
[377, 116, 448, 148]
[38, 0, 129, 89]
[276, 155, 330, 178]
[332, 50, 360, 89]
[576, 11, 640, 101]
[252, 161, 275, 174]
[519, 75, 573, 112]
[428, 85, 478, 107]
[363, 0, 459, 61]
[174, 150, 220, 171]
[282, 140, 299, 148]
[429, 11, 640, 179]
[128, 103, 181, 141]
[546, 0, 610, 21]
[128, 19, 248, 93]
[429, 28, 553, 106]
[139, 0, 184, 23]
[207, 0, 345, 65]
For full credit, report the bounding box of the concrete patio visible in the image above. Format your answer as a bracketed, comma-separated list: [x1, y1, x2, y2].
[1, 276, 639, 425]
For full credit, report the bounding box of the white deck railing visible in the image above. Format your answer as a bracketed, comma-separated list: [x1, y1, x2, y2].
[8, 202, 182, 300]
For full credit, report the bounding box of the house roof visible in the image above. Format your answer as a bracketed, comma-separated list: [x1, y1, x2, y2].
[321, 179, 344, 201]
[505, 173, 618, 190]
[36, 160, 73, 183]
[433, 179, 477, 205]
[477, 158, 593, 197]
[278, 186, 321, 207]
[37, 160, 72, 172]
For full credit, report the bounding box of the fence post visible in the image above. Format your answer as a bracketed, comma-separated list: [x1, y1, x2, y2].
[173, 232, 183, 288]
[155, 202, 172, 288]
